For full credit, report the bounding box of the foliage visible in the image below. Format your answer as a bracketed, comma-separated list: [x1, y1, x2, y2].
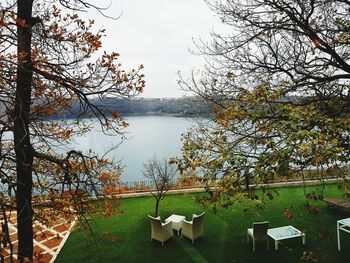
[177, 0, 350, 208]
[143, 157, 177, 217]
[0, 0, 144, 260]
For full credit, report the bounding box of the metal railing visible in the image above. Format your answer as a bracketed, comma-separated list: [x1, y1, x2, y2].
[118, 177, 200, 192]
[118, 174, 346, 193]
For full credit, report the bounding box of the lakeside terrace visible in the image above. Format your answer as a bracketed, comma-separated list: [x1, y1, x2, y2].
[0, 176, 347, 262]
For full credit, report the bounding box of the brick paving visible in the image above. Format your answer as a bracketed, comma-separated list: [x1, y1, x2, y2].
[1, 212, 75, 263]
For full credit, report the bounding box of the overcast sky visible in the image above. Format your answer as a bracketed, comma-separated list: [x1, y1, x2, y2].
[87, 0, 223, 98]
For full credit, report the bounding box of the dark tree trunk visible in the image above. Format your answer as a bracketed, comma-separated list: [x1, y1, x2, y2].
[155, 198, 160, 217]
[14, 0, 34, 261]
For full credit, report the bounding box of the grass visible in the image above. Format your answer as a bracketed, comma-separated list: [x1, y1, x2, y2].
[56, 185, 350, 263]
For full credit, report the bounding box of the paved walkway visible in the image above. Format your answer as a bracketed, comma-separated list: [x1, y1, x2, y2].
[1, 211, 75, 263]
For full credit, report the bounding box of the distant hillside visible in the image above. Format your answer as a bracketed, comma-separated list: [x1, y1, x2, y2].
[56, 97, 213, 119]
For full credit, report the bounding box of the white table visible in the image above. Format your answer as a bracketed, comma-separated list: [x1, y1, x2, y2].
[165, 214, 185, 235]
[267, 225, 306, 250]
[337, 217, 350, 251]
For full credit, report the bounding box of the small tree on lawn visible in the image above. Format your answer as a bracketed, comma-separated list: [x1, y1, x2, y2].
[143, 158, 177, 217]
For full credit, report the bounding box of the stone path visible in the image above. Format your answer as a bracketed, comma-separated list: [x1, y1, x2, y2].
[1, 211, 75, 263]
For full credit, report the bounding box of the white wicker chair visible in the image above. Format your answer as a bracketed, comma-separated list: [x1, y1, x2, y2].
[181, 212, 205, 244]
[148, 215, 173, 246]
[247, 221, 270, 251]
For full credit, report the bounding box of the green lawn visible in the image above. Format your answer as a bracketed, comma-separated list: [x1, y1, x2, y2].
[56, 185, 350, 263]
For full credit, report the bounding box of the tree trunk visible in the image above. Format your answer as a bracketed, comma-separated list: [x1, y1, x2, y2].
[14, 0, 34, 261]
[155, 198, 160, 217]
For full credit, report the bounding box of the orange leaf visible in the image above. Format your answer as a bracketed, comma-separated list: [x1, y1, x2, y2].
[283, 208, 292, 219]
[112, 112, 120, 119]
[16, 18, 27, 27]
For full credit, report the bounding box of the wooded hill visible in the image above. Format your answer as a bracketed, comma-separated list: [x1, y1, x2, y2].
[56, 97, 213, 119]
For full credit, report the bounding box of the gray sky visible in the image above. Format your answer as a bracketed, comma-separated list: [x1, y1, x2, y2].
[88, 0, 223, 98]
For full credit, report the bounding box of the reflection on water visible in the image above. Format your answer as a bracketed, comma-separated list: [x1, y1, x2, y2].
[72, 116, 194, 181]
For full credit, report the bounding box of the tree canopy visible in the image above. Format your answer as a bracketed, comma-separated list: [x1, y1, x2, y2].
[0, 0, 144, 261]
[177, 0, 350, 209]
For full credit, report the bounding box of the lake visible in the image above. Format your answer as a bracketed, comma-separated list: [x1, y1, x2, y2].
[73, 116, 195, 182]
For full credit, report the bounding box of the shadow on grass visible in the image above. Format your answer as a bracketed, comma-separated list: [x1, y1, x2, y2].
[176, 237, 209, 263]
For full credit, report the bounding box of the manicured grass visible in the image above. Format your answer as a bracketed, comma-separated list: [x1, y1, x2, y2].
[57, 185, 350, 263]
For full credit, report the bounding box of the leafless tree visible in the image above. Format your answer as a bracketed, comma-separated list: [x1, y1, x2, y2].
[143, 158, 177, 217]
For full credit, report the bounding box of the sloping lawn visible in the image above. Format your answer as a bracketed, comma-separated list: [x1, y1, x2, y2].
[57, 185, 350, 263]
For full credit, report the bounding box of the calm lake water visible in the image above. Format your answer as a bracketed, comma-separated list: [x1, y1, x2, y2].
[73, 116, 194, 181]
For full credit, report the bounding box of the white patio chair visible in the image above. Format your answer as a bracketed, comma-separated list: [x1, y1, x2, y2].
[247, 221, 270, 251]
[148, 215, 173, 246]
[181, 212, 205, 244]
